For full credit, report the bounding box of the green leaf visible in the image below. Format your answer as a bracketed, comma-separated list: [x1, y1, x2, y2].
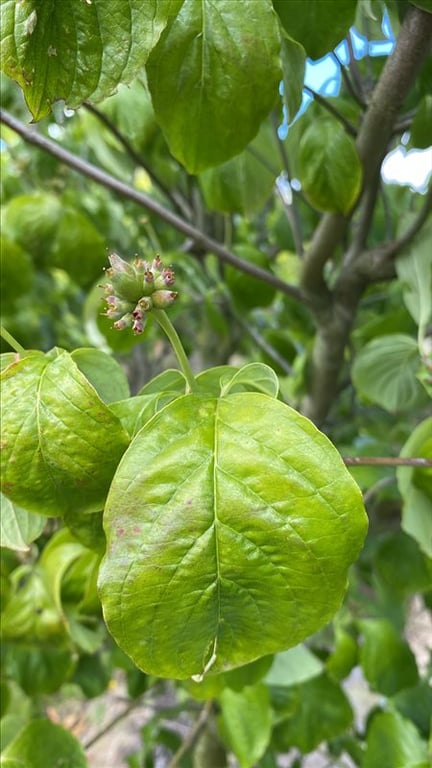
[0, 493, 45, 552]
[198, 121, 279, 215]
[0, 238, 34, 311]
[326, 627, 358, 681]
[410, 94, 432, 147]
[220, 363, 279, 398]
[70, 347, 130, 404]
[218, 683, 272, 768]
[0, 0, 172, 120]
[1, 566, 66, 644]
[138, 368, 187, 396]
[265, 645, 323, 688]
[410, 0, 432, 12]
[363, 710, 428, 768]
[358, 618, 419, 696]
[49, 207, 107, 288]
[109, 395, 161, 438]
[146, 0, 282, 172]
[1, 194, 62, 267]
[397, 417, 432, 557]
[395, 214, 432, 334]
[196, 366, 239, 396]
[393, 680, 432, 739]
[2, 719, 88, 768]
[99, 393, 367, 679]
[273, 0, 357, 60]
[271, 673, 353, 752]
[280, 32, 306, 122]
[351, 334, 425, 412]
[0, 349, 130, 516]
[298, 119, 362, 214]
[374, 531, 432, 595]
[2, 645, 75, 696]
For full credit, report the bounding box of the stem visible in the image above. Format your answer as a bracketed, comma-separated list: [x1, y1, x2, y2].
[0, 326, 25, 353]
[167, 700, 213, 768]
[153, 310, 198, 394]
[343, 457, 432, 468]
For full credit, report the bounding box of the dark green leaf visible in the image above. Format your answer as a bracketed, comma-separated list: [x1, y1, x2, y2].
[359, 618, 419, 696]
[326, 627, 358, 681]
[0, 0, 173, 119]
[1, 194, 62, 267]
[99, 393, 367, 679]
[410, 0, 432, 12]
[363, 710, 428, 768]
[395, 214, 432, 333]
[2, 719, 88, 768]
[374, 531, 432, 595]
[271, 673, 353, 752]
[298, 119, 362, 214]
[0, 238, 34, 311]
[280, 32, 306, 122]
[2, 646, 75, 696]
[0, 349, 130, 516]
[49, 207, 107, 288]
[146, 0, 282, 172]
[392, 680, 432, 739]
[273, 0, 357, 59]
[411, 95, 432, 147]
[351, 334, 425, 412]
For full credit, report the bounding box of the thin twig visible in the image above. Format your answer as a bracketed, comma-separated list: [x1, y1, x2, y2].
[166, 700, 213, 768]
[363, 476, 396, 505]
[343, 457, 432, 468]
[82, 101, 192, 219]
[82, 699, 141, 750]
[0, 109, 304, 304]
[303, 87, 357, 137]
[332, 51, 367, 109]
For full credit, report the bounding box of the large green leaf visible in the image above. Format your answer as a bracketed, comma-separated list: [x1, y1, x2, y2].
[363, 710, 428, 768]
[218, 683, 272, 768]
[351, 334, 425, 412]
[0, 0, 173, 120]
[0, 349, 130, 516]
[298, 119, 362, 214]
[397, 417, 432, 557]
[99, 393, 367, 679]
[0, 493, 45, 552]
[1, 719, 88, 768]
[273, 0, 357, 60]
[146, 0, 282, 172]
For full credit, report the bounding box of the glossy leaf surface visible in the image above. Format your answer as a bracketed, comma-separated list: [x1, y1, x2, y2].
[146, 0, 282, 172]
[0, 349, 130, 516]
[99, 393, 367, 679]
[0, 0, 172, 119]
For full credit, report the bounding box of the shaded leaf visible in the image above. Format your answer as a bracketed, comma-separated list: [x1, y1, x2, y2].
[0, 493, 45, 552]
[397, 417, 432, 557]
[99, 393, 367, 679]
[410, 94, 432, 148]
[0, 348, 130, 516]
[0, 0, 172, 119]
[351, 334, 425, 412]
[359, 618, 419, 696]
[146, 0, 282, 172]
[273, 0, 357, 60]
[395, 214, 432, 333]
[298, 119, 362, 214]
[71, 347, 130, 404]
[218, 683, 272, 768]
[280, 32, 306, 122]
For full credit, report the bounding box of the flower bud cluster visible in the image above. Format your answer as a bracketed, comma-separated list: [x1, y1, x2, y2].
[103, 253, 177, 334]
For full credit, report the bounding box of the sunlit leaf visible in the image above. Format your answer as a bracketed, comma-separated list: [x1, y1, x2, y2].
[99, 393, 367, 679]
[0, 493, 45, 552]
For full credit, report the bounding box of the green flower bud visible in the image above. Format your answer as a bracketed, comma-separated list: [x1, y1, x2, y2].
[152, 290, 178, 309]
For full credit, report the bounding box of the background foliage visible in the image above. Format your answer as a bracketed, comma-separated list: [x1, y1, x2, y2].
[1, 0, 431, 766]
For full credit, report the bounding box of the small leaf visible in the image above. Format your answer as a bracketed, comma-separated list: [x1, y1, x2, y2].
[395, 214, 432, 333]
[265, 645, 323, 687]
[273, 0, 357, 59]
[0, 493, 45, 552]
[363, 710, 428, 768]
[2, 719, 88, 768]
[0, 0, 172, 120]
[218, 683, 272, 768]
[0, 349, 130, 516]
[220, 363, 279, 398]
[397, 418, 432, 557]
[298, 119, 362, 214]
[196, 366, 239, 396]
[99, 393, 367, 679]
[146, 0, 282, 172]
[71, 348, 130, 404]
[352, 334, 425, 412]
[138, 368, 187, 396]
[109, 395, 161, 438]
[359, 619, 419, 696]
[280, 32, 306, 122]
[374, 531, 432, 595]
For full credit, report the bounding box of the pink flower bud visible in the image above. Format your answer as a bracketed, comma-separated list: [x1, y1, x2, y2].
[152, 290, 178, 309]
[113, 313, 134, 330]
